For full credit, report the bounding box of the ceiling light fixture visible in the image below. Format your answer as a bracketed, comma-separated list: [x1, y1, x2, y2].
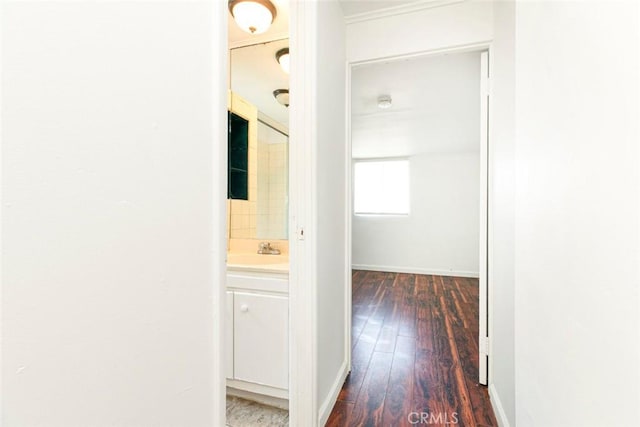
[377, 95, 392, 109]
[275, 48, 290, 74]
[228, 0, 277, 35]
[273, 89, 289, 107]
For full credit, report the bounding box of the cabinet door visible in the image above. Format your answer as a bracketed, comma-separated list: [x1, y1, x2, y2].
[225, 291, 234, 380]
[233, 292, 288, 389]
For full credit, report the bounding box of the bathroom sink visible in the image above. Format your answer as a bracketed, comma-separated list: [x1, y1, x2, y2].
[227, 253, 289, 266]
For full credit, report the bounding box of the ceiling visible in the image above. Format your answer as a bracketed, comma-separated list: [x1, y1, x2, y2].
[226, 0, 478, 138]
[351, 51, 481, 158]
[230, 38, 290, 127]
[338, 0, 425, 18]
[228, 0, 424, 44]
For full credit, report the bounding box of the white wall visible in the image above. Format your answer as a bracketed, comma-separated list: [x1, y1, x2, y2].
[289, 0, 347, 425]
[488, 0, 516, 425]
[514, 2, 640, 426]
[346, 0, 493, 62]
[315, 0, 348, 423]
[353, 151, 480, 277]
[1, 2, 226, 425]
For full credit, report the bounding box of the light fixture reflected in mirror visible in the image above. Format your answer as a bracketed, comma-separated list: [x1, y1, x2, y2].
[275, 48, 290, 74]
[228, 0, 277, 35]
[273, 89, 289, 107]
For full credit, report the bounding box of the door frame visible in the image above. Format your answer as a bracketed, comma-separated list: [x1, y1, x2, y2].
[213, 3, 229, 427]
[221, 2, 326, 425]
[343, 41, 494, 386]
[479, 50, 490, 385]
[217, 2, 309, 425]
[288, 1, 318, 425]
[218, 8, 496, 427]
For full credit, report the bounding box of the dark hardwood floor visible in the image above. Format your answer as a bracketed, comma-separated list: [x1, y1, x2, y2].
[326, 270, 497, 427]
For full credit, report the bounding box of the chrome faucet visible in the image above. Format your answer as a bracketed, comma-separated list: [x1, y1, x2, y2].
[257, 242, 281, 255]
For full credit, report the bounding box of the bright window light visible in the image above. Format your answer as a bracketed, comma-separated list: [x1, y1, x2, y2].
[354, 159, 409, 215]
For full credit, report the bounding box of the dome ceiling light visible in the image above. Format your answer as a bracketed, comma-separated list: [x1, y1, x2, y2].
[275, 48, 290, 74]
[273, 89, 289, 107]
[228, 0, 277, 35]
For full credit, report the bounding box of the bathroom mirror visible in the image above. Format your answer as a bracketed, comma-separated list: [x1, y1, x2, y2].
[229, 38, 289, 241]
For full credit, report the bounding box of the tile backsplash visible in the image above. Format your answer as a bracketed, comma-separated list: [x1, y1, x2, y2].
[229, 118, 288, 240]
[228, 238, 289, 255]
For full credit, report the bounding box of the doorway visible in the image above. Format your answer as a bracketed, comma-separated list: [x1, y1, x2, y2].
[327, 47, 493, 425]
[224, 3, 292, 426]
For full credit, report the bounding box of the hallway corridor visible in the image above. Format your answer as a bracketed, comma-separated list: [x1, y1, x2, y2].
[326, 271, 497, 427]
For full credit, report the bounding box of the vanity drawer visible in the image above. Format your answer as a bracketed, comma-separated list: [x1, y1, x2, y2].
[227, 273, 288, 294]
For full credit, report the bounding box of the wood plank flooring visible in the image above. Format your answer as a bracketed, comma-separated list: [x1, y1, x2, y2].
[326, 271, 497, 427]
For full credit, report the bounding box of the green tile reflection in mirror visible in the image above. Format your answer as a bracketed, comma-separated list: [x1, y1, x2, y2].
[228, 111, 249, 200]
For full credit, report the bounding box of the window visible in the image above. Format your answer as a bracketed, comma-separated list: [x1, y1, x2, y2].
[354, 159, 410, 215]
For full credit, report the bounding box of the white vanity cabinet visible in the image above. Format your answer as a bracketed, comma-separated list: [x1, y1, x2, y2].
[226, 270, 288, 400]
[234, 292, 288, 388]
[225, 291, 234, 380]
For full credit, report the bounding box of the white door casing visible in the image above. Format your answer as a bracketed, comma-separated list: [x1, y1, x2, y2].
[479, 50, 490, 385]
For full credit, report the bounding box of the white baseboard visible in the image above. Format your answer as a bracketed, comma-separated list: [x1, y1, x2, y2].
[226, 386, 288, 410]
[317, 359, 349, 426]
[352, 264, 480, 278]
[488, 383, 511, 427]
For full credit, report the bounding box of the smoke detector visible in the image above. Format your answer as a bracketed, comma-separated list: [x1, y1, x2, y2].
[377, 95, 392, 109]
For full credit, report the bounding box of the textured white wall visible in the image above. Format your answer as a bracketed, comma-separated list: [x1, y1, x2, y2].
[346, 1, 492, 62]
[352, 151, 480, 276]
[315, 0, 348, 422]
[514, 2, 640, 426]
[488, 0, 516, 425]
[1, 2, 225, 425]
